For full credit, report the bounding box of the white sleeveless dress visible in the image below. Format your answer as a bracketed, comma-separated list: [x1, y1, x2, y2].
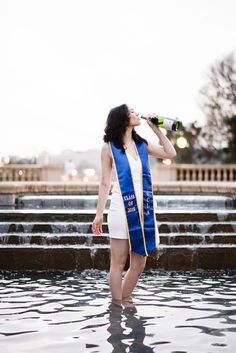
[107, 149, 159, 241]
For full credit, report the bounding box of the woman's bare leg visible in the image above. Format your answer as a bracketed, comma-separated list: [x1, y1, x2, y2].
[109, 238, 129, 301]
[122, 251, 147, 299]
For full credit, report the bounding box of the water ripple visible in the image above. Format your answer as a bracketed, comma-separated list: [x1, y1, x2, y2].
[0, 269, 236, 353]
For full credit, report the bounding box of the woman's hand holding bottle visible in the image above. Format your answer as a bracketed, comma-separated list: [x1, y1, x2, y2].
[146, 113, 158, 128]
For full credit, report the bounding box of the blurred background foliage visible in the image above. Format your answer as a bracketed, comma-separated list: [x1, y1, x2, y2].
[169, 51, 236, 164]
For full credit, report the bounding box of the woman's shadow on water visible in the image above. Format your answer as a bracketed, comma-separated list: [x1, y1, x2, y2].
[107, 298, 155, 353]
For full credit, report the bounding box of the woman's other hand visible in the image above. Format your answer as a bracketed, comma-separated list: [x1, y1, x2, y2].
[92, 215, 103, 235]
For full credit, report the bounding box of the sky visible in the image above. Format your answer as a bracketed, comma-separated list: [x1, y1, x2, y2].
[0, 0, 236, 158]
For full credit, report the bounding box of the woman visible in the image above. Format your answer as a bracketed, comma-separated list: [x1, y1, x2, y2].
[92, 104, 176, 301]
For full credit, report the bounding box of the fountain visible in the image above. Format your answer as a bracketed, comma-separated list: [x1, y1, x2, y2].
[0, 188, 236, 271]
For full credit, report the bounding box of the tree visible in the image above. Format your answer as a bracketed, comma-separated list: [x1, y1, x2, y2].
[199, 52, 236, 163]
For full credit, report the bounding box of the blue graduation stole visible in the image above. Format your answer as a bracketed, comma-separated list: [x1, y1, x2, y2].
[109, 140, 158, 256]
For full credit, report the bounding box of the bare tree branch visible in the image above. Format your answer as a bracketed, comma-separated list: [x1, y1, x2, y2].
[198, 51, 236, 162]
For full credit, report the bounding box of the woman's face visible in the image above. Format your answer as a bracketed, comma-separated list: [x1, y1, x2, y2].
[127, 106, 141, 127]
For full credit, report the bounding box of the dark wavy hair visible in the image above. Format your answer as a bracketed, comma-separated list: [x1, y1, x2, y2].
[103, 104, 147, 151]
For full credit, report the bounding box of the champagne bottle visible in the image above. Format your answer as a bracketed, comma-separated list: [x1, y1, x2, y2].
[141, 114, 182, 131]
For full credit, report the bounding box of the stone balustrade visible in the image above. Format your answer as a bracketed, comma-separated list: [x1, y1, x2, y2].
[0, 163, 236, 182]
[0, 164, 63, 181]
[176, 164, 236, 182]
[0, 165, 43, 181]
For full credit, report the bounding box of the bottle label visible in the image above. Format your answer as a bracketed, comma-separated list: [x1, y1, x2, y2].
[158, 116, 176, 130]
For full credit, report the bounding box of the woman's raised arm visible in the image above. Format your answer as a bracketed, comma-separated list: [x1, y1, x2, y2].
[146, 116, 177, 159]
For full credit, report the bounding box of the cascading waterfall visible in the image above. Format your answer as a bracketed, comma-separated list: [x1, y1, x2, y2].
[0, 194, 235, 270]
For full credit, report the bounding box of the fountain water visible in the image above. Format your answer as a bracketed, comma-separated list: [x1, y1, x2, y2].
[0, 194, 236, 270]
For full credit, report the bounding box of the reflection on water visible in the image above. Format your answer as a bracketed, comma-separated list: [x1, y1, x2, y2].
[0, 270, 236, 353]
[108, 299, 155, 353]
